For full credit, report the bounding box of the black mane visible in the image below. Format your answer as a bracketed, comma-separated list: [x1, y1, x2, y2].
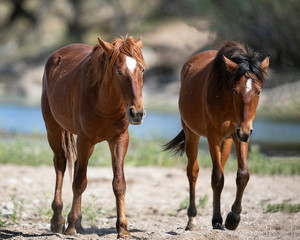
[212, 41, 266, 87]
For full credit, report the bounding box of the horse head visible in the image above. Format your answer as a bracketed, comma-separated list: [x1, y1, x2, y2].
[223, 55, 269, 142]
[98, 36, 146, 125]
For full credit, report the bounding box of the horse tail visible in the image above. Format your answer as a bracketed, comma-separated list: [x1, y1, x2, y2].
[62, 130, 77, 181]
[163, 130, 186, 156]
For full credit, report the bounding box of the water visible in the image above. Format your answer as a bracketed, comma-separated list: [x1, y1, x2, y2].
[0, 104, 299, 150]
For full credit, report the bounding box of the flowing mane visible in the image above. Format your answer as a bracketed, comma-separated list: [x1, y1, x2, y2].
[212, 41, 267, 88]
[88, 36, 145, 86]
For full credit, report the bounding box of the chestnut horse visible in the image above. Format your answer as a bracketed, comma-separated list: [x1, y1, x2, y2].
[164, 41, 269, 231]
[41, 36, 145, 238]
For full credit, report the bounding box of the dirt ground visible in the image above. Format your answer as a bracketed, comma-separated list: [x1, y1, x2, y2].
[0, 165, 299, 240]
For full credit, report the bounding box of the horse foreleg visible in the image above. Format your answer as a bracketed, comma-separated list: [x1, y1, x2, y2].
[184, 132, 200, 231]
[108, 130, 130, 239]
[208, 135, 225, 230]
[71, 159, 84, 234]
[65, 136, 95, 235]
[225, 137, 249, 230]
[220, 138, 232, 169]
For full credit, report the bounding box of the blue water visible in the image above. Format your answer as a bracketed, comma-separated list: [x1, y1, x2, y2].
[0, 104, 182, 137]
[0, 104, 299, 147]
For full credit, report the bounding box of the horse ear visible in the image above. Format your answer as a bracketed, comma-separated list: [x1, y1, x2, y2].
[260, 55, 270, 72]
[97, 37, 113, 54]
[223, 55, 238, 73]
[136, 36, 143, 49]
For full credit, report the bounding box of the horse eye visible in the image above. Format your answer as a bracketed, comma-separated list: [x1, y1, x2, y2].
[233, 89, 238, 95]
[142, 68, 145, 73]
[117, 70, 123, 76]
[257, 91, 261, 96]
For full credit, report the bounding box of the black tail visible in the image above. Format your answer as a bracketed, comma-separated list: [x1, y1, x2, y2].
[163, 130, 186, 156]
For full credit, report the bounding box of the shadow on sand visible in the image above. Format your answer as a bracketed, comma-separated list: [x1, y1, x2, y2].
[0, 226, 145, 239]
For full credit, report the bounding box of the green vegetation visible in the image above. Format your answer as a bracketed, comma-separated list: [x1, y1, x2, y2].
[179, 197, 189, 211]
[198, 194, 209, 208]
[261, 200, 300, 213]
[80, 196, 112, 226]
[0, 195, 25, 227]
[0, 134, 299, 175]
[179, 194, 209, 211]
[246, 145, 300, 175]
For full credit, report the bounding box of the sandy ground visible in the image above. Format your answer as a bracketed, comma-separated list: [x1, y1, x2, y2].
[0, 165, 299, 240]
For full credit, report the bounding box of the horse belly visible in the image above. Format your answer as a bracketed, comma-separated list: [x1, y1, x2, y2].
[48, 91, 77, 133]
[179, 88, 207, 137]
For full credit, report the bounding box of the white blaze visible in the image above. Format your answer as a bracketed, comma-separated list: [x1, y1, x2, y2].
[246, 78, 252, 92]
[126, 56, 136, 73]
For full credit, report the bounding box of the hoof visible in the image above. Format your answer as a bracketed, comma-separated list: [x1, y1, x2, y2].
[64, 227, 77, 236]
[117, 228, 131, 239]
[50, 217, 65, 233]
[225, 212, 240, 230]
[185, 223, 197, 231]
[212, 214, 223, 230]
[213, 222, 224, 230]
[185, 218, 197, 231]
[50, 223, 65, 234]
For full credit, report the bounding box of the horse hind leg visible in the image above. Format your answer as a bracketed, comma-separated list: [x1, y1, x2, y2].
[42, 93, 67, 233]
[65, 135, 94, 236]
[46, 126, 67, 233]
[184, 129, 200, 231]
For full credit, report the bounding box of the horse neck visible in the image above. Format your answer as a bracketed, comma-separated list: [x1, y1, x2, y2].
[93, 75, 126, 118]
[86, 51, 126, 118]
[208, 73, 234, 110]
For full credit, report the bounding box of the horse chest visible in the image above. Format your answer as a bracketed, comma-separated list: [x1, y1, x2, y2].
[80, 115, 129, 142]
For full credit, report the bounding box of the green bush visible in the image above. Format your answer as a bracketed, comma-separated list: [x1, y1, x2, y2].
[0, 135, 299, 175]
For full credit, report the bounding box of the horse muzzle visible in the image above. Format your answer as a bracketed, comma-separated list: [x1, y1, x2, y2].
[235, 127, 253, 142]
[127, 106, 146, 125]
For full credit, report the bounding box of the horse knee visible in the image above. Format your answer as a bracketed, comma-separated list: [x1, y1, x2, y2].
[112, 175, 126, 196]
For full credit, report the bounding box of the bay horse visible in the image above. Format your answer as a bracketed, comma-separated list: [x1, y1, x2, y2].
[41, 36, 145, 238]
[164, 41, 269, 231]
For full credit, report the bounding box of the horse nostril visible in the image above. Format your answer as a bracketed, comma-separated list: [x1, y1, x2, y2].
[129, 107, 136, 118]
[249, 129, 253, 136]
[137, 111, 143, 118]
